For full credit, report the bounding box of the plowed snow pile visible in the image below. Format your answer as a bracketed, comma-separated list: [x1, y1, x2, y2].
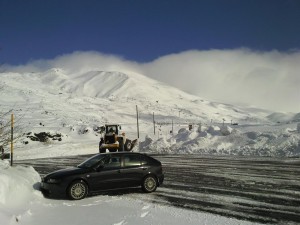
[140, 124, 300, 157]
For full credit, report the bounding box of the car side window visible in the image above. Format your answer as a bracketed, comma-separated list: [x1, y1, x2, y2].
[141, 155, 149, 165]
[124, 154, 141, 167]
[103, 155, 121, 169]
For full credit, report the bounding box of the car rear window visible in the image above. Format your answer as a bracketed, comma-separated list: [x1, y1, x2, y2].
[141, 154, 160, 166]
[124, 154, 141, 167]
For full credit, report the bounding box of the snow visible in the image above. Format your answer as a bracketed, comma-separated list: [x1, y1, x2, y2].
[0, 68, 299, 224]
[0, 160, 258, 225]
[139, 123, 300, 156]
[1, 69, 299, 160]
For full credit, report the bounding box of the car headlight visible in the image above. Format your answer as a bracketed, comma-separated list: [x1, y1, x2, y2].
[46, 178, 61, 184]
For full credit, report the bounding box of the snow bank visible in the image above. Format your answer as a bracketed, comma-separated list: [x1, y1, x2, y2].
[0, 160, 41, 224]
[0, 160, 41, 207]
[220, 125, 233, 136]
[140, 124, 300, 157]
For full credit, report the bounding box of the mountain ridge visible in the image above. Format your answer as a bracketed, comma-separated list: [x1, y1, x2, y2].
[3, 68, 297, 128]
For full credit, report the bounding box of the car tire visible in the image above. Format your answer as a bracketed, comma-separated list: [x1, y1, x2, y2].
[142, 175, 157, 193]
[67, 180, 88, 200]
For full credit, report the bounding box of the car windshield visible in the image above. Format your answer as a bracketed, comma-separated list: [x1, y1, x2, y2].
[77, 154, 107, 168]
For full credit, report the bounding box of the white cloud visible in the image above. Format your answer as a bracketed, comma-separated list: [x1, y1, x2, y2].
[4, 51, 141, 75]
[4, 49, 300, 113]
[140, 49, 300, 113]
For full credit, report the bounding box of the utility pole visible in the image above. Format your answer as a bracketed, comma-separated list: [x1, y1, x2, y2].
[10, 113, 14, 166]
[172, 119, 174, 136]
[153, 112, 155, 135]
[136, 105, 139, 139]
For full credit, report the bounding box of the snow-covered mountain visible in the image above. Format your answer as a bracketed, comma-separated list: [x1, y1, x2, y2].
[0, 69, 299, 158]
[0, 68, 272, 123]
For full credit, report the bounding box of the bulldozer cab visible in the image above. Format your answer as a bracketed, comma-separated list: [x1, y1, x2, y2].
[105, 124, 120, 135]
[99, 124, 137, 153]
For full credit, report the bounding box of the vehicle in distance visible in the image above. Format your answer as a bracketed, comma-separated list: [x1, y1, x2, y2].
[41, 152, 164, 200]
[98, 124, 137, 153]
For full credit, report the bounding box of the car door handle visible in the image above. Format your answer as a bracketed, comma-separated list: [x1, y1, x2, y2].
[142, 167, 148, 170]
[117, 169, 121, 173]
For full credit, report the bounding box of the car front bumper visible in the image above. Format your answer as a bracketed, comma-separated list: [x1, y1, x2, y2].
[40, 181, 67, 198]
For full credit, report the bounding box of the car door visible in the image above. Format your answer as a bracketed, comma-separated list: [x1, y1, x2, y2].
[87, 154, 123, 191]
[119, 153, 145, 188]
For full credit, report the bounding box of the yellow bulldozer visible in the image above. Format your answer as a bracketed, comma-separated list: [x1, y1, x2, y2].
[99, 124, 137, 153]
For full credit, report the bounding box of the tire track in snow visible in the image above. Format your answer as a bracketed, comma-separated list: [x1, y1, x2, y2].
[16, 154, 300, 224]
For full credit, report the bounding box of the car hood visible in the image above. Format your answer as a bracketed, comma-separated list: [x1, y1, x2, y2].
[45, 167, 89, 179]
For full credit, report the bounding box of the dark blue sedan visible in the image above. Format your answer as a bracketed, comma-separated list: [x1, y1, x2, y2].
[41, 152, 164, 200]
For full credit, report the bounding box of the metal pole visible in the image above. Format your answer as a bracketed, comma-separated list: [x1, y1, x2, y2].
[10, 113, 14, 166]
[136, 105, 139, 139]
[153, 112, 155, 135]
[172, 119, 173, 136]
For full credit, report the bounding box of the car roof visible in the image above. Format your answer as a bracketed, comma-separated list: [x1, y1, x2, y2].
[98, 152, 146, 156]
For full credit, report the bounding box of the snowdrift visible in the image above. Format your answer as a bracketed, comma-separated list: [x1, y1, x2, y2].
[0, 160, 41, 207]
[139, 124, 300, 157]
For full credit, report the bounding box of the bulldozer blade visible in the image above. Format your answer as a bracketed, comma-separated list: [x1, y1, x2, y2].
[124, 139, 138, 151]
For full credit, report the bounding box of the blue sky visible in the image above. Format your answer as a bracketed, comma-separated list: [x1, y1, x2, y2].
[1, 0, 300, 65]
[1, 0, 300, 112]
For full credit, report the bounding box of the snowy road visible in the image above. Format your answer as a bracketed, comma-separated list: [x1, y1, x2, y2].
[15, 154, 300, 224]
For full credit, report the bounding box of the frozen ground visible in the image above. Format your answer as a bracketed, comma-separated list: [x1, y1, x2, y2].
[15, 153, 300, 224]
[0, 160, 259, 225]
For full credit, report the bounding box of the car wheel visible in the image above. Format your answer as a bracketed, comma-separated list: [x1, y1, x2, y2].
[142, 176, 157, 193]
[67, 180, 88, 200]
